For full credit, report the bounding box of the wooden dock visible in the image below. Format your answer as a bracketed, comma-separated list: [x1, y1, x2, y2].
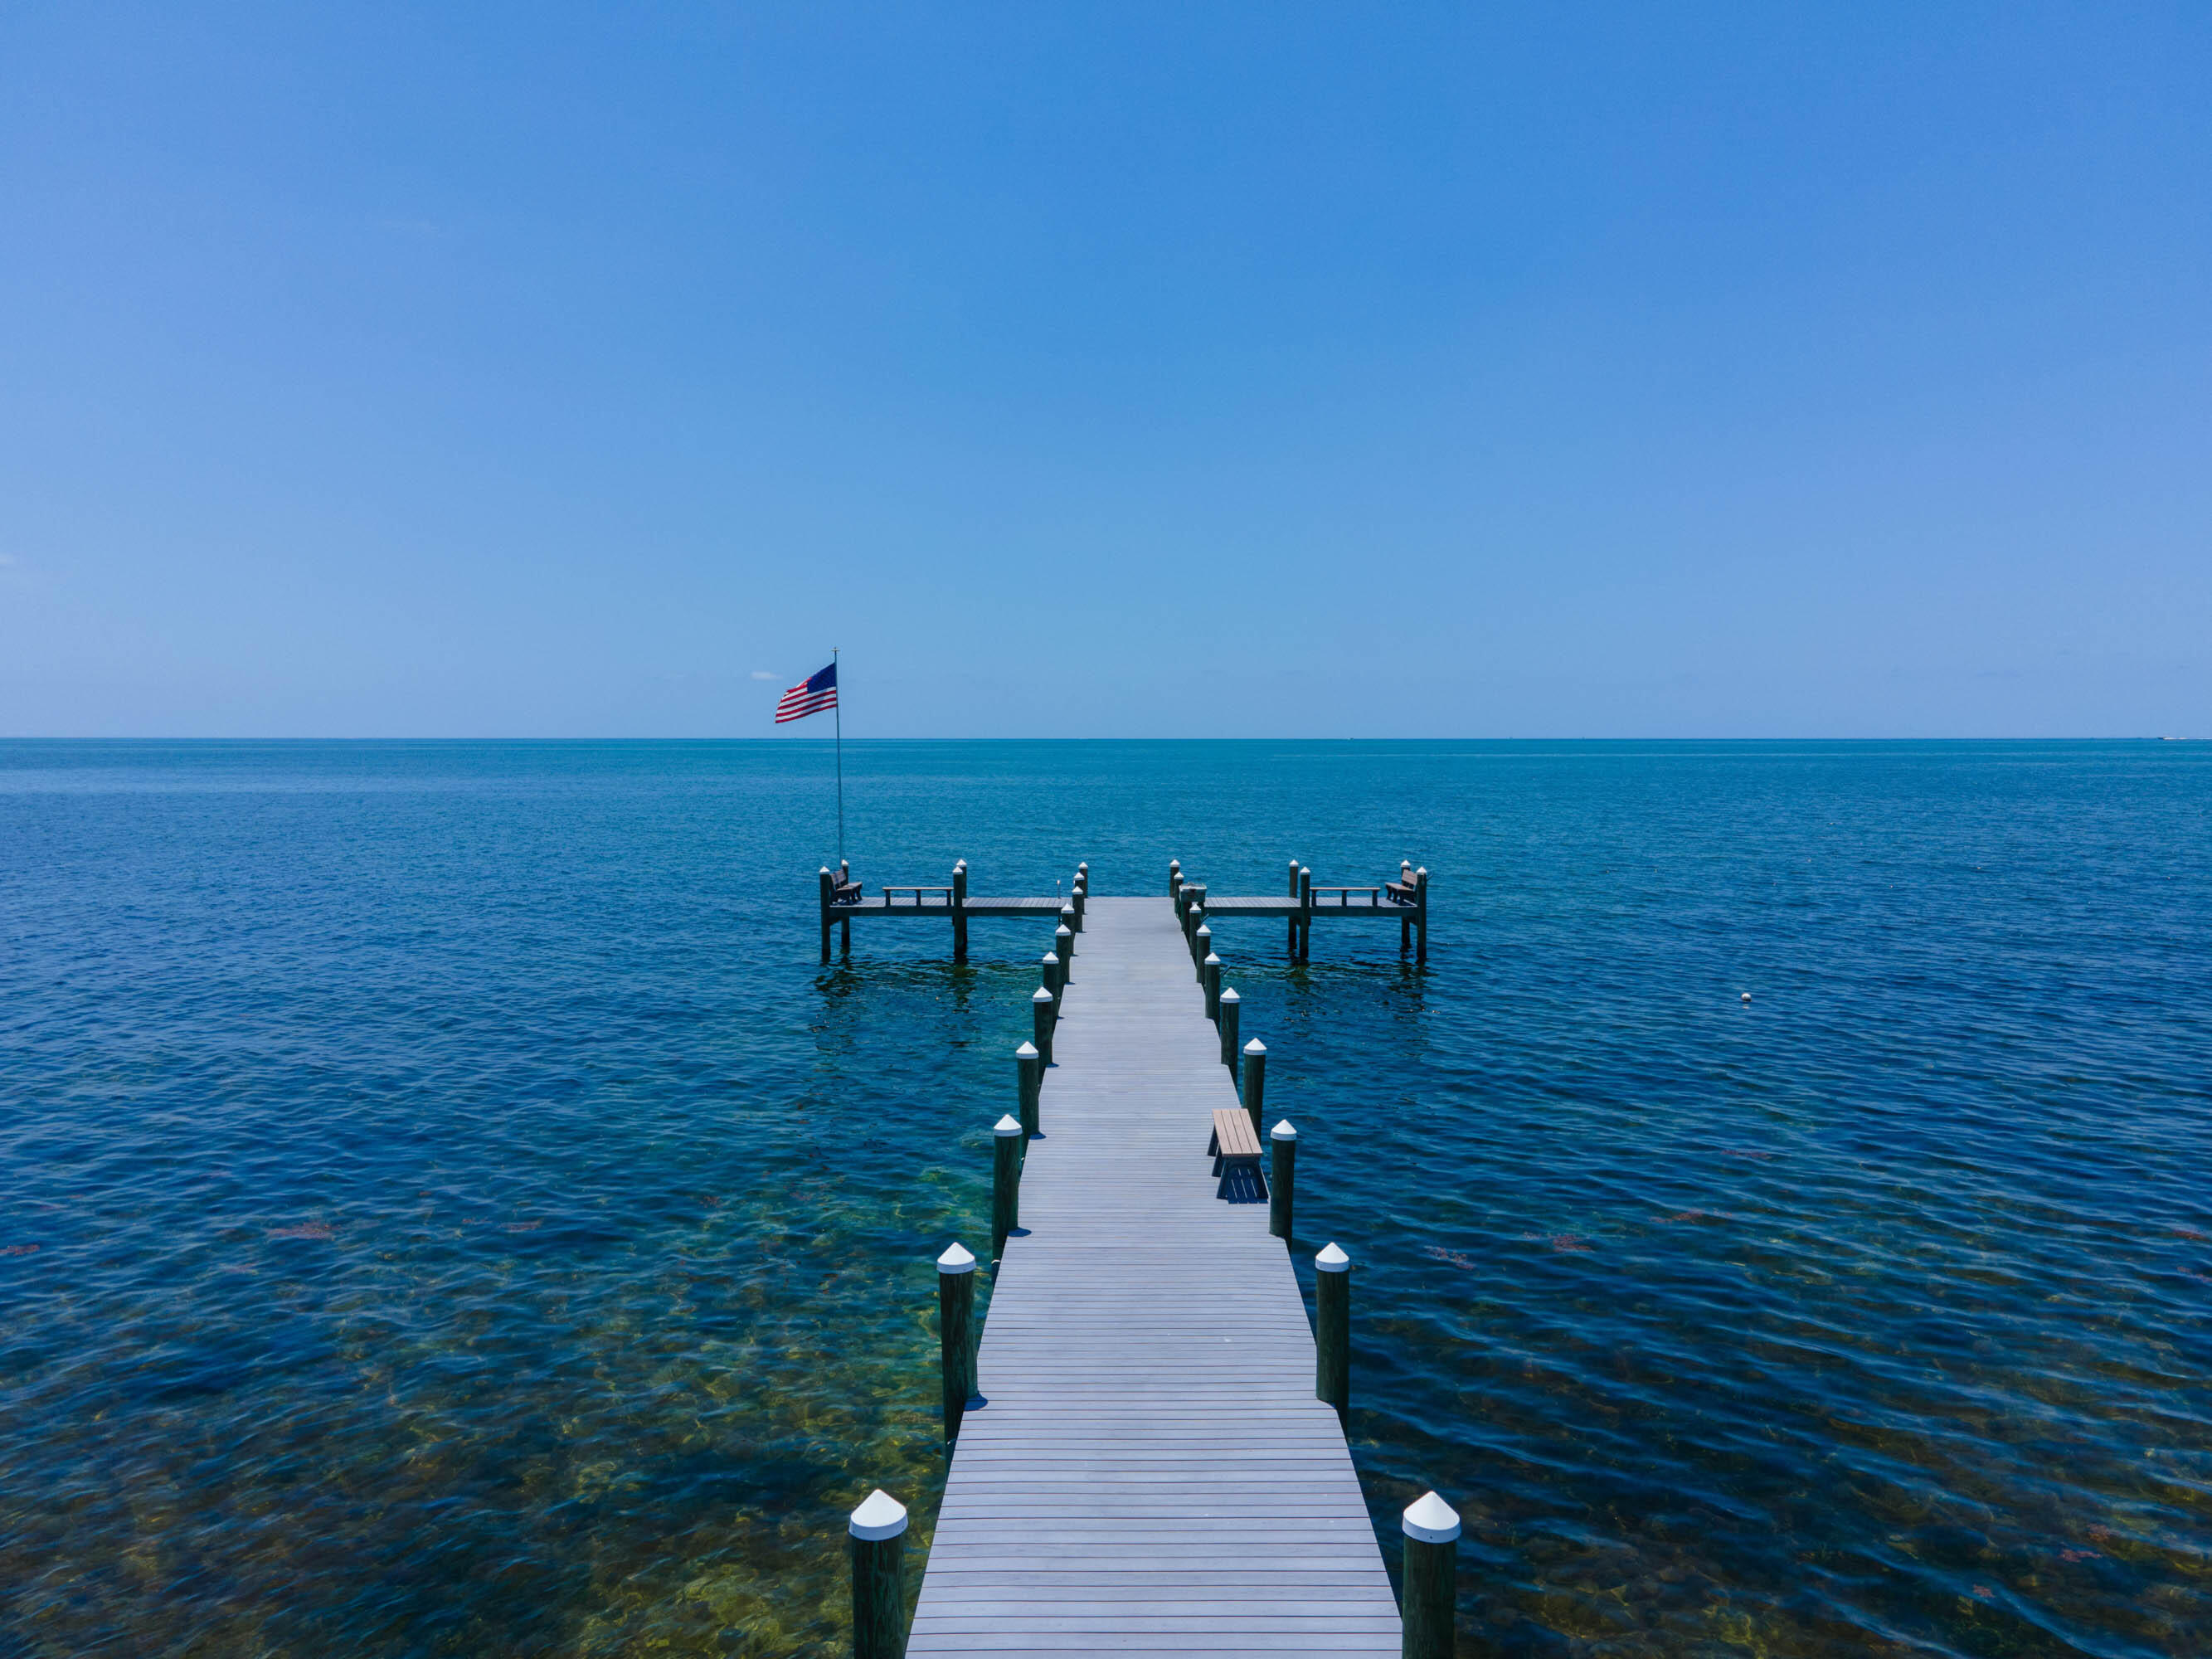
[819, 857, 1428, 965]
[904, 896, 1403, 1656]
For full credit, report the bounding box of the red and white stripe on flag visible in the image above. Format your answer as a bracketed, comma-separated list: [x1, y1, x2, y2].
[775, 662, 839, 723]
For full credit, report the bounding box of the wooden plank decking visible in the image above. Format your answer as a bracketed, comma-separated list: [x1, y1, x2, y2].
[907, 896, 1399, 1657]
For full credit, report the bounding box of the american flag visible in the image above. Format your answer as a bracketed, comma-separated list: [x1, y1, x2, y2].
[774, 661, 839, 723]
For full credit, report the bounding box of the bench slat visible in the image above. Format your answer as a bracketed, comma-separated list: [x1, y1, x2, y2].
[1210, 1108, 1261, 1160]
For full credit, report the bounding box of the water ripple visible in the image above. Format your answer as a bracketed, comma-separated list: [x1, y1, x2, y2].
[2, 739, 2207, 1657]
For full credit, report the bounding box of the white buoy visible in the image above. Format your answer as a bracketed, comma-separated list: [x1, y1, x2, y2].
[1741, 991, 1752, 1003]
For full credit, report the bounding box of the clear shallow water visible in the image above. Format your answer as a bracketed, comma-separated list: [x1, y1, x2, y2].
[2, 739, 2206, 1657]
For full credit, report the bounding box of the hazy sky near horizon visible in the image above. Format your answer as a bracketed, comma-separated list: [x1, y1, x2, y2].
[2, 3, 2207, 737]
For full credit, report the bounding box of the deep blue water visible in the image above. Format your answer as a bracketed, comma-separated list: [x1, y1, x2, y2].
[2, 739, 2206, 1657]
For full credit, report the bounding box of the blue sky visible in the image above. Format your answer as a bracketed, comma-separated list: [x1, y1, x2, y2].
[2, 2, 2205, 737]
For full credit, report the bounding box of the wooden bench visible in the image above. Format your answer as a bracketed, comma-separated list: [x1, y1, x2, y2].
[1384, 862, 1420, 906]
[1207, 1107, 1267, 1199]
[829, 873, 863, 906]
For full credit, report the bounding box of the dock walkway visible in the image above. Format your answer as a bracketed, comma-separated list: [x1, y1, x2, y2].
[907, 896, 1400, 1656]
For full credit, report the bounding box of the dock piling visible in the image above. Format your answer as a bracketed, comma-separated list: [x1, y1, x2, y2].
[1270, 1119, 1296, 1240]
[1168, 859, 1181, 906]
[1298, 866, 1314, 962]
[992, 1115, 1022, 1259]
[1218, 988, 1240, 1074]
[1193, 923, 1212, 982]
[1400, 1491, 1461, 1659]
[1242, 1039, 1266, 1135]
[952, 860, 969, 961]
[1041, 950, 1061, 1010]
[1015, 1042, 1042, 1136]
[1054, 924, 1074, 986]
[936, 1243, 977, 1439]
[1203, 951, 1221, 1019]
[848, 1489, 909, 1659]
[1287, 858, 1301, 959]
[1417, 867, 1428, 965]
[1031, 987, 1055, 1066]
[1315, 1241, 1350, 1420]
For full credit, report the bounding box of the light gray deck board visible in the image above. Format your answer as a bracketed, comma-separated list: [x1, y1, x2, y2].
[905, 897, 1398, 1657]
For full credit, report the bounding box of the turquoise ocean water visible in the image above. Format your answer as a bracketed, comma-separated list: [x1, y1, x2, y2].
[2, 739, 2206, 1657]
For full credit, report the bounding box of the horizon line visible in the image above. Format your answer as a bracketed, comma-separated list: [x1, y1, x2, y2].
[1, 734, 2198, 746]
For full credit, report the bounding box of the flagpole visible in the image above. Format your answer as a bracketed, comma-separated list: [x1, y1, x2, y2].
[833, 647, 843, 867]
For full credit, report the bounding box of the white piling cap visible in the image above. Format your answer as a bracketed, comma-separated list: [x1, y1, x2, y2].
[1219, 987, 1239, 1004]
[1170, 859, 1180, 869]
[1057, 923, 1073, 937]
[1042, 951, 1059, 966]
[1032, 987, 1054, 1004]
[1077, 862, 1088, 873]
[936, 1241, 976, 1274]
[848, 1489, 909, 1540]
[955, 859, 966, 869]
[1271, 1118, 1297, 1141]
[1402, 1491, 1460, 1543]
[1061, 904, 1076, 916]
[994, 1114, 1023, 1136]
[1015, 1041, 1038, 1058]
[1204, 952, 1221, 966]
[1315, 1241, 1350, 1272]
[819, 865, 833, 874]
[1244, 1039, 1266, 1055]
